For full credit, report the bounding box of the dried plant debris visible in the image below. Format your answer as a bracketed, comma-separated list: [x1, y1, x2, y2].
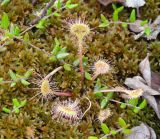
[125, 54, 160, 118]
[98, 0, 125, 6]
[130, 16, 160, 40]
[125, 123, 156, 139]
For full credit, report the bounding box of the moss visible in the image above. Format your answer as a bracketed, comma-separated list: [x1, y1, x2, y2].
[0, 0, 160, 138]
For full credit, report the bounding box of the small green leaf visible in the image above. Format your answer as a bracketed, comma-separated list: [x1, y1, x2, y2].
[113, 11, 119, 21]
[99, 14, 109, 28]
[10, 82, 16, 87]
[49, 55, 57, 61]
[133, 108, 139, 113]
[0, 78, 4, 83]
[2, 107, 11, 113]
[112, 4, 117, 10]
[10, 24, 20, 36]
[47, 8, 52, 15]
[1, 0, 10, 6]
[24, 69, 34, 78]
[54, 0, 62, 9]
[88, 136, 98, 139]
[144, 27, 151, 36]
[9, 70, 17, 81]
[21, 79, 30, 86]
[101, 123, 110, 134]
[141, 20, 148, 26]
[122, 129, 132, 135]
[128, 98, 138, 106]
[110, 130, 117, 135]
[130, 9, 136, 22]
[12, 98, 20, 107]
[23, 33, 30, 43]
[64, 64, 71, 71]
[118, 118, 126, 128]
[85, 72, 92, 80]
[106, 92, 113, 99]
[57, 53, 69, 59]
[117, 6, 124, 12]
[100, 98, 108, 108]
[139, 99, 147, 109]
[121, 23, 128, 29]
[36, 19, 46, 29]
[1, 12, 10, 29]
[53, 12, 61, 17]
[20, 100, 27, 107]
[65, 0, 78, 9]
[14, 108, 20, 113]
[120, 103, 127, 109]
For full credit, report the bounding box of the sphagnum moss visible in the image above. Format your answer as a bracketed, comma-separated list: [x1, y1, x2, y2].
[0, 0, 160, 138]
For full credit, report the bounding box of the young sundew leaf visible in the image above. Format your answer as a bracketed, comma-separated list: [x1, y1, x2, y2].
[121, 22, 128, 29]
[101, 123, 110, 134]
[118, 118, 127, 128]
[130, 9, 136, 22]
[47, 8, 52, 15]
[85, 72, 92, 80]
[1, 12, 10, 29]
[112, 4, 117, 10]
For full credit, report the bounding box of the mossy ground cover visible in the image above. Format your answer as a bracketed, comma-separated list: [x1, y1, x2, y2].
[0, 0, 160, 138]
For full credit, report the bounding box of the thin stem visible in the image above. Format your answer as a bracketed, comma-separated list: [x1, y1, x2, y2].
[44, 66, 62, 80]
[14, 36, 50, 55]
[54, 91, 72, 97]
[109, 99, 140, 109]
[20, 25, 36, 36]
[78, 40, 84, 81]
[81, 97, 92, 119]
[29, 93, 41, 101]
[100, 125, 130, 139]
[99, 89, 128, 94]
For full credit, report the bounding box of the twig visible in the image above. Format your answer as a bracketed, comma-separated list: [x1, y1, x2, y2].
[109, 99, 140, 109]
[44, 66, 62, 80]
[30, 0, 56, 25]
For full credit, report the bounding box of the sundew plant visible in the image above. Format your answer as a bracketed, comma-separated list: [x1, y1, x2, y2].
[0, 0, 160, 138]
